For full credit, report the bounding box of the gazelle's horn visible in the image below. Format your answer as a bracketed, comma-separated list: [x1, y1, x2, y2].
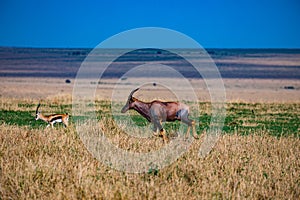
[128, 88, 139, 99]
[36, 102, 41, 114]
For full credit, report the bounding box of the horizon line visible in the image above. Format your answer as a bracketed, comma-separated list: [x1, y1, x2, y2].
[1, 45, 300, 50]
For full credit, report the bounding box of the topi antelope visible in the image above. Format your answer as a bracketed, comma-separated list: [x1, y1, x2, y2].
[35, 103, 69, 128]
[121, 88, 198, 143]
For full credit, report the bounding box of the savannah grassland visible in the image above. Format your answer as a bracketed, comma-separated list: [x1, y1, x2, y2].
[1, 93, 299, 199]
[0, 48, 300, 199]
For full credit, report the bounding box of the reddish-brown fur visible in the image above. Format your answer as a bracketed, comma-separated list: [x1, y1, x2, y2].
[121, 88, 198, 143]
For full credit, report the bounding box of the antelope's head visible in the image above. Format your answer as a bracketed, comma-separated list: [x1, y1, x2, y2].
[35, 103, 41, 120]
[121, 88, 139, 113]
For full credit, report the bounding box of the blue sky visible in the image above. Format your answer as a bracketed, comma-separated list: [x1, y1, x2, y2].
[0, 0, 299, 48]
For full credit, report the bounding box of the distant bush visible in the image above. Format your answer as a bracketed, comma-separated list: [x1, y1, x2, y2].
[284, 86, 295, 90]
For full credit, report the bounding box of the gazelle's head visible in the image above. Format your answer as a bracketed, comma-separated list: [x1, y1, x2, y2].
[35, 103, 41, 120]
[121, 88, 139, 113]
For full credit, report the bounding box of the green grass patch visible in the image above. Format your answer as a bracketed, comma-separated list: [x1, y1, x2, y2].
[0, 102, 299, 137]
[0, 110, 45, 128]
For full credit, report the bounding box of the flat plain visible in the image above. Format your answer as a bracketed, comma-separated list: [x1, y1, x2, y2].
[0, 47, 299, 199]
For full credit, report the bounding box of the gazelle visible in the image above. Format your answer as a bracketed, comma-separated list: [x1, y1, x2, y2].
[121, 88, 198, 143]
[35, 103, 69, 128]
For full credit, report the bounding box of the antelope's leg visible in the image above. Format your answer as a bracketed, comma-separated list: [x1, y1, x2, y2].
[154, 119, 168, 143]
[152, 123, 160, 136]
[191, 120, 199, 139]
[181, 112, 192, 138]
[152, 118, 164, 136]
[153, 130, 162, 137]
[160, 129, 169, 143]
[185, 126, 191, 138]
[180, 110, 199, 139]
[63, 119, 68, 127]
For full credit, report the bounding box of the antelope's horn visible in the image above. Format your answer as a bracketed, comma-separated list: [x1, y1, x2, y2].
[36, 102, 41, 114]
[128, 88, 139, 99]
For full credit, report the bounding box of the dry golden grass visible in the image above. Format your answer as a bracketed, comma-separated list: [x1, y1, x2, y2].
[0, 123, 299, 199]
[0, 96, 299, 199]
